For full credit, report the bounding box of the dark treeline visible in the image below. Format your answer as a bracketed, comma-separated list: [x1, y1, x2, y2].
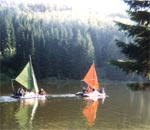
[0, 2, 131, 80]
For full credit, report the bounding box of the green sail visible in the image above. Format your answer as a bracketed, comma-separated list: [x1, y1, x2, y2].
[15, 61, 39, 93]
[16, 62, 33, 90]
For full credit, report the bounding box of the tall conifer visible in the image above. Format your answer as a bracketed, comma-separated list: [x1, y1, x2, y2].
[111, 0, 150, 79]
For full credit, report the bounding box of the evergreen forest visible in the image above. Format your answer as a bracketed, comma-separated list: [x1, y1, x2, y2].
[111, 0, 150, 80]
[0, 0, 143, 80]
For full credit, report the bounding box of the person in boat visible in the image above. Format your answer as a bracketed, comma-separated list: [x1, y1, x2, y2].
[16, 87, 25, 96]
[85, 86, 94, 93]
[99, 88, 105, 93]
[102, 88, 105, 93]
[21, 90, 35, 97]
[82, 87, 86, 93]
[39, 88, 46, 95]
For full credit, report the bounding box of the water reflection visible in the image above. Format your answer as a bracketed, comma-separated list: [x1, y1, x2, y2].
[1, 80, 150, 130]
[129, 90, 150, 127]
[82, 98, 105, 128]
[15, 99, 45, 130]
[127, 82, 150, 90]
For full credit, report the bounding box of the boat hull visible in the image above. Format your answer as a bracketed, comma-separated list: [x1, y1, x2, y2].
[76, 91, 106, 99]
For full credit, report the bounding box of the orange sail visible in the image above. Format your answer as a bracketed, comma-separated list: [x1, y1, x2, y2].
[82, 100, 99, 127]
[83, 63, 100, 90]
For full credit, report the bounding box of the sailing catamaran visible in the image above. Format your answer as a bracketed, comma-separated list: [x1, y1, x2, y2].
[76, 63, 106, 98]
[11, 56, 46, 99]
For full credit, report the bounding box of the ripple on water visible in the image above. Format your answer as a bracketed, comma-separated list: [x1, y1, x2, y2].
[0, 96, 18, 102]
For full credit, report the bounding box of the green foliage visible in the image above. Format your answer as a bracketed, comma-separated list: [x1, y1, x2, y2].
[0, 2, 128, 80]
[0, 4, 95, 79]
[111, 0, 150, 79]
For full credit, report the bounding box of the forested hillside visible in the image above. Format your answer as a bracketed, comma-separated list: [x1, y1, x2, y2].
[0, 1, 132, 80]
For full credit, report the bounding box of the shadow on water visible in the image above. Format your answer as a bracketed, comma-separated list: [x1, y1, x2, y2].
[127, 82, 150, 91]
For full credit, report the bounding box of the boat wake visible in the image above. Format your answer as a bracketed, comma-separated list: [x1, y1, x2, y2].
[0, 96, 18, 102]
[47, 94, 77, 98]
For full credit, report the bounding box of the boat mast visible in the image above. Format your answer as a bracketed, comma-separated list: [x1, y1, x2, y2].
[29, 55, 39, 93]
[29, 55, 32, 65]
[92, 61, 95, 89]
[11, 79, 15, 93]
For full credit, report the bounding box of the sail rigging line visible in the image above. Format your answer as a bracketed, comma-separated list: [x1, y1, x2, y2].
[92, 63, 94, 89]
[11, 79, 15, 93]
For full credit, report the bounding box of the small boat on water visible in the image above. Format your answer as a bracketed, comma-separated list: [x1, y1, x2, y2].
[11, 55, 46, 99]
[76, 63, 106, 99]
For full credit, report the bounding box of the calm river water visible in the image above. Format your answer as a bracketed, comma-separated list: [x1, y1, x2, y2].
[0, 80, 150, 130]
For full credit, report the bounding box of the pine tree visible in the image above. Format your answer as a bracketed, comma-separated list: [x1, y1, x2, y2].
[111, 0, 150, 79]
